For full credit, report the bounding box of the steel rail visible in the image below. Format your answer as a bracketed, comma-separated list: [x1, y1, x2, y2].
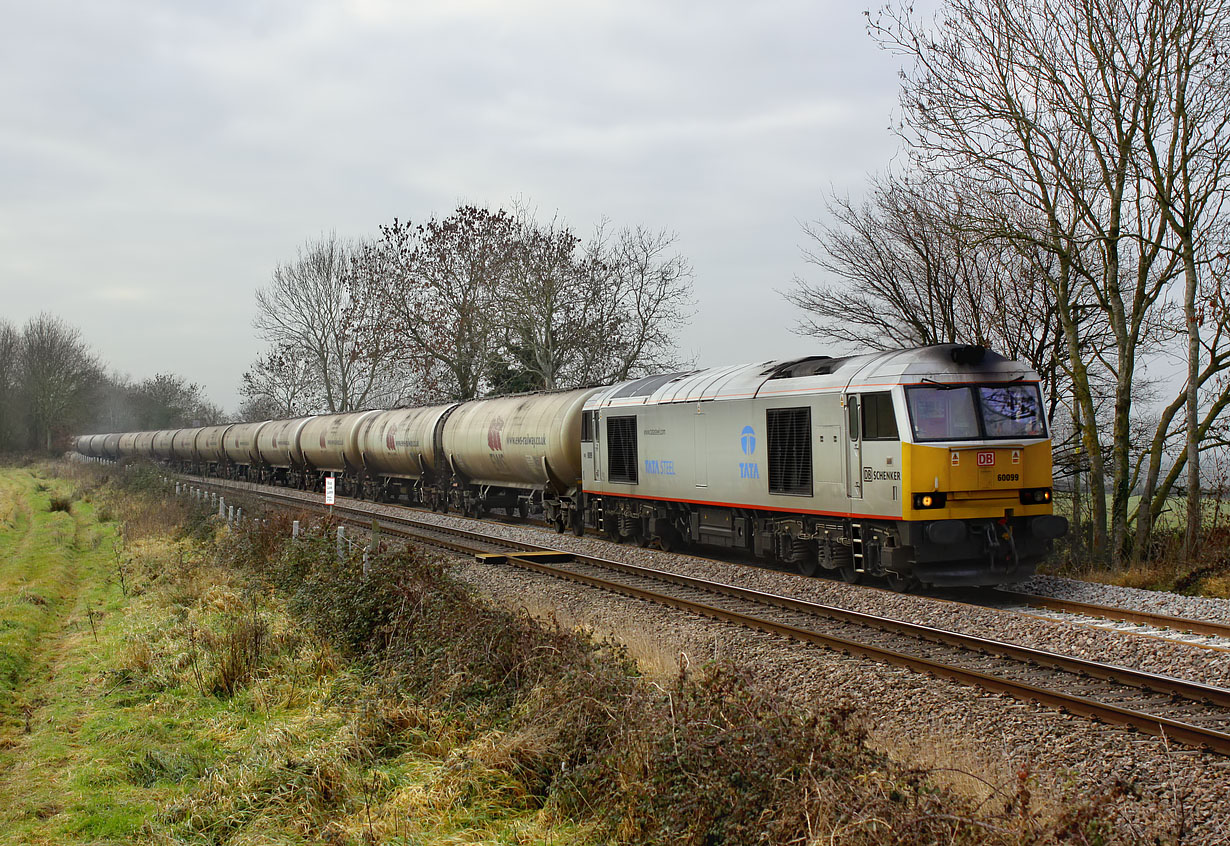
[192, 476, 1230, 755]
[991, 590, 1230, 640]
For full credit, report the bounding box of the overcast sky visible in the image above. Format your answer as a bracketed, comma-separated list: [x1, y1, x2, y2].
[1, 1, 912, 412]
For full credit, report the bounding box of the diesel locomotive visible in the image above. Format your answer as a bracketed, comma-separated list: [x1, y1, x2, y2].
[74, 344, 1067, 589]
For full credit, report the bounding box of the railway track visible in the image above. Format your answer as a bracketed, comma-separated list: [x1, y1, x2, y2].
[185, 475, 1230, 755]
[185, 474, 1230, 646]
[987, 590, 1230, 647]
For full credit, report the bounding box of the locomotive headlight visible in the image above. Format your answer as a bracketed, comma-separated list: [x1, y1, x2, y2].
[1019, 488, 1052, 504]
[913, 492, 946, 509]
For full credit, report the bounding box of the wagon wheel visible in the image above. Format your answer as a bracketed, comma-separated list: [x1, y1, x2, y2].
[838, 561, 861, 584]
[796, 554, 820, 578]
[553, 514, 567, 533]
[659, 528, 678, 555]
[518, 501, 529, 519]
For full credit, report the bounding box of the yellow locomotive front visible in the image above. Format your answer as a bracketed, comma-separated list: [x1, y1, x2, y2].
[895, 377, 1068, 586]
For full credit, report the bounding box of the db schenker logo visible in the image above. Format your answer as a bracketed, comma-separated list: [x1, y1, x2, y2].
[740, 426, 756, 455]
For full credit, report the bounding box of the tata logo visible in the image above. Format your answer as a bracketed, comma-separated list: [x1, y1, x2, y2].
[740, 425, 756, 455]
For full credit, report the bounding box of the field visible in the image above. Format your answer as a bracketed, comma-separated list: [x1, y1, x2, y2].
[1048, 490, 1230, 595]
[0, 461, 1179, 845]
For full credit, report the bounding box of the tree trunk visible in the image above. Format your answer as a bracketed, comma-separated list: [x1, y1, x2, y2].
[1183, 239, 1202, 559]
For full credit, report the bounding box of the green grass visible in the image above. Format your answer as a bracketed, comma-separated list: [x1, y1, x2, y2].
[0, 464, 597, 845]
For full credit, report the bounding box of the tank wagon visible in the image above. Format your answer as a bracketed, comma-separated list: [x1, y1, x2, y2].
[254, 416, 315, 486]
[440, 388, 598, 521]
[299, 411, 383, 494]
[171, 428, 203, 468]
[74, 345, 1067, 588]
[355, 404, 456, 505]
[222, 421, 268, 479]
[152, 430, 176, 461]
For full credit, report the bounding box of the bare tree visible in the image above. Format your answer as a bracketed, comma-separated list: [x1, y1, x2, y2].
[495, 212, 693, 390]
[602, 225, 695, 382]
[253, 234, 403, 412]
[130, 373, 219, 428]
[363, 207, 517, 402]
[1136, 0, 1230, 557]
[239, 346, 319, 418]
[786, 174, 1072, 415]
[871, 0, 1230, 565]
[0, 320, 20, 450]
[19, 313, 101, 451]
[497, 210, 594, 390]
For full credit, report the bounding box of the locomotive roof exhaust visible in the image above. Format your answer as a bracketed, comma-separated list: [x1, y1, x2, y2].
[950, 345, 987, 366]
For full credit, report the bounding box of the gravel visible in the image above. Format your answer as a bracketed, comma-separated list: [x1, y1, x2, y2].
[1018, 574, 1230, 624]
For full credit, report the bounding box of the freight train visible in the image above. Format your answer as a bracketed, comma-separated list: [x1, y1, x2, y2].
[74, 344, 1068, 589]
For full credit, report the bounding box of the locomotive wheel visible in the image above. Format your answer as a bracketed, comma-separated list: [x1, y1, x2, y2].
[571, 516, 584, 537]
[796, 555, 820, 578]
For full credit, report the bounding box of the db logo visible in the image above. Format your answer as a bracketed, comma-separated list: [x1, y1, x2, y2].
[977, 451, 995, 467]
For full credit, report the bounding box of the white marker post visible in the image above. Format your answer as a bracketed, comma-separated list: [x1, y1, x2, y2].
[324, 475, 336, 514]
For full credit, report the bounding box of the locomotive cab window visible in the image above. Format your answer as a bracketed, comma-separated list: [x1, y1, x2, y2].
[861, 392, 899, 440]
[581, 410, 595, 442]
[606, 416, 639, 483]
[906, 383, 1046, 441]
[767, 407, 813, 496]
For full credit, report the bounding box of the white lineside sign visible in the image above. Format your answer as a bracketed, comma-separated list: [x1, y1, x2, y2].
[325, 475, 336, 506]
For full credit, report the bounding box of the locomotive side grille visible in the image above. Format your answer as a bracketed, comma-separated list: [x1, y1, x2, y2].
[767, 407, 813, 496]
[607, 415, 639, 483]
